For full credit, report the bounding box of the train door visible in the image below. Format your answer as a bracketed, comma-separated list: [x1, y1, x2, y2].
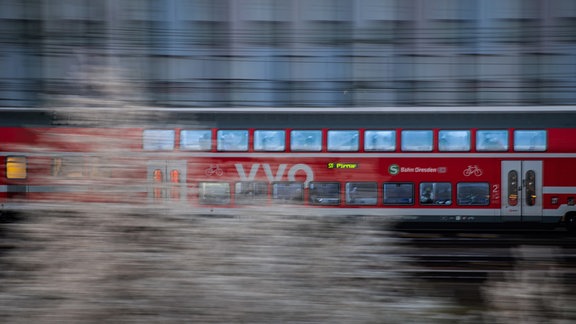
[147, 160, 187, 202]
[501, 161, 543, 222]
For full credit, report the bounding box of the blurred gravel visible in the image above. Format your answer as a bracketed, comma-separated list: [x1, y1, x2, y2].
[0, 207, 459, 323]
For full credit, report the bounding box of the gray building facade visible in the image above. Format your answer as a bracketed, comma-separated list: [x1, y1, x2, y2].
[1, 0, 575, 108]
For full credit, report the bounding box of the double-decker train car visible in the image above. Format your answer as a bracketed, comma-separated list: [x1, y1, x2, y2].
[1, 107, 576, 230]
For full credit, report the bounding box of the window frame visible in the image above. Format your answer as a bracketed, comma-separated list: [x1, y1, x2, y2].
[419, 182, 453, 205]
[143, 129, 175, 151]
[401, 130, 434, 152]
[364, 130, 396, 152]
[309, 181, 341, 205]
[290, 130, 322, 152]
[345, 182, 378, 206]
[513, 130, 547, 152]
[456, 182, 490, 206]
[383, 182, 414, 205]
[217, 130, 249, 152]
[254, 130, 286, 152]
[476, 130, 509, 152]
[438, 130, 471, 152]
[6, 156, 27, 180]
[234, 181, 269, 205]
[271, 181, 304, 204]
[327, 130, 359, 152]
[198, 182, 231, 205]
[180, 129, 212, 151]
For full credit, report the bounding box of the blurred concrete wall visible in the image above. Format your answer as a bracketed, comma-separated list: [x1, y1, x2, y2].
[1, 0, 575, 107]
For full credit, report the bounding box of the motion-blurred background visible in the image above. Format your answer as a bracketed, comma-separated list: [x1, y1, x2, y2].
[1, 0, 576, 108]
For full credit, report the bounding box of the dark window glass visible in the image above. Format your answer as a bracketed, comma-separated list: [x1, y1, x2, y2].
[309, 182, 340, 205]
[508, 170, 519, 206]
[525, 170, 536, 206]
[457, 183, 489, 206]
[420, 182, 452, 205]
[272, 182, 304, 204]
[235, 182, 268, 205]
[383, 183, 414, 205]
[346, 182, 377, 205]
[199, 182, 230, 205]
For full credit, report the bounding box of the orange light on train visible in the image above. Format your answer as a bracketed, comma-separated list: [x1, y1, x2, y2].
[6, 156, 27, 179]
[153, 169, 163, 199]
[153, 169, 163, 182]
[508, 194, 518, 206]
[170, 169, 181, 200]
[170, 169, 180, 183]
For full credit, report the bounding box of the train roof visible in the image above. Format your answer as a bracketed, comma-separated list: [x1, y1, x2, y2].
[0, 106, 575, 128]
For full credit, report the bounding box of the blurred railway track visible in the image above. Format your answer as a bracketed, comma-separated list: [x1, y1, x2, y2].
[393, 230, 576, 281]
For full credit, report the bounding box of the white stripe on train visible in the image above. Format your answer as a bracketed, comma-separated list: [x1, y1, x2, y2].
[2, 185, 575, 195]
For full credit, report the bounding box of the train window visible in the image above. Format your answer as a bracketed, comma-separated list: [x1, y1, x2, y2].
[217, 130, 248, 151]
[439, 130, 470, 152]
[6, 156, 27, 179]
[345, 182, 377, 205]
[254, 130, 285, 151]
[290, 130, 322, 151]
[457, 183, 489, 206]
[401, 130, 433, 152]
[525, 170, 536, 206]
[327, 130, 359, 152]
[52, 157, 110, 179]
[309, 182, 340, 205]
[52, 157, 85, 178]
[364, 130, 395, 151]
[198, 182, 230, 205]
[152, 169, 163, 200]
[514, 130, 546, 151]
[143, 130, 175, 151]
[235, 181, 268, 204]
[86, 157, 111, 178]
[181, 130, 212, 151]
[420, 182, 452, 205]
[508, 171, 519, 206]
[476, 130, 508, 151]
[272, 182, 304, 204]
[383, 183, 414, 205]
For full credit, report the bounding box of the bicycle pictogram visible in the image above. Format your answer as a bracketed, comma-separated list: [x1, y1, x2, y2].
[205, 164, 224, 176]
[463, 165, 483, 177]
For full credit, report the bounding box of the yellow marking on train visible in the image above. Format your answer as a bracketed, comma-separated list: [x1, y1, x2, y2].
[328, 162, 359, 169]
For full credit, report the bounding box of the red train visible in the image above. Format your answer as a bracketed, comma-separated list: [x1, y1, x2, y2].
[1, 108, 576, 229]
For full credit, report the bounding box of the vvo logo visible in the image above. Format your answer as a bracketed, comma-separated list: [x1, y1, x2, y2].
[235, 163, 314, 187]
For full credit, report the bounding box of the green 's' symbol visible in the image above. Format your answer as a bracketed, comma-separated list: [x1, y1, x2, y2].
[389, 164, 400, 175]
